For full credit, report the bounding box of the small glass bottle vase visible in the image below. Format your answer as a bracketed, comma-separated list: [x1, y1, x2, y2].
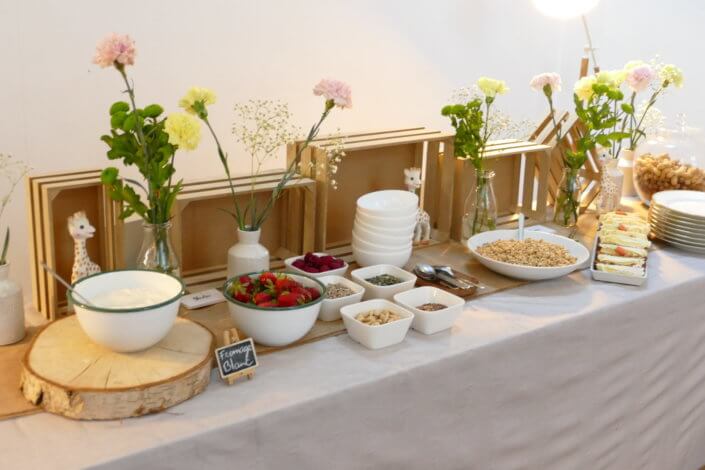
[136, 221, 180, 276]
[553, 168, 581, 228]
[462, 170, 498, 240]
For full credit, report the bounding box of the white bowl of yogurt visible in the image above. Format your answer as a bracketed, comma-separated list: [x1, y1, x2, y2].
[69, 270, 185, 353]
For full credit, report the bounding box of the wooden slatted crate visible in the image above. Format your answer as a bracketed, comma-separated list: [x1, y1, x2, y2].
[449, 139, 553, 240]
[288, 127, 456, 252]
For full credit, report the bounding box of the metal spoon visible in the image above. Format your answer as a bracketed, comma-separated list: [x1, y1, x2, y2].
[517, 212, 525, 241]
[415, 263, 470, 290]
[41, 262, 96, 308]
[432, 265, 482, 290]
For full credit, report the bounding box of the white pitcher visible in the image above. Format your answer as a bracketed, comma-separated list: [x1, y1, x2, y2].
[227, 228, 270, 279]
[0, 263, 25, 345]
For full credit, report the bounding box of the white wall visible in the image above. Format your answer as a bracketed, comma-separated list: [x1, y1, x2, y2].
[0, 0, 701, 301]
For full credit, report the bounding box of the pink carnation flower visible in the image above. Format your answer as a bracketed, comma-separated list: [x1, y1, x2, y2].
[626, 65, 656, 93]
[313, 79, 352, 109]
[93, 33, 136, 68]
[530, 72, 562, 94]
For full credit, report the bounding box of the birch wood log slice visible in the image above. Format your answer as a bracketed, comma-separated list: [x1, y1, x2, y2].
[20, 316, 215, 420]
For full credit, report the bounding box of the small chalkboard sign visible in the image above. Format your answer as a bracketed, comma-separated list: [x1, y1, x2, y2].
[215, 328, 258, 384]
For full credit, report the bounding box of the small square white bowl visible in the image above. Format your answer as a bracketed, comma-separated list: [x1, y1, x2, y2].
[284, 252, 349, 278]
[393, 286, 465, 335]
[350, 264, 417, 300]
[340, 299, 414, 350]
[318, 275, 365, 322]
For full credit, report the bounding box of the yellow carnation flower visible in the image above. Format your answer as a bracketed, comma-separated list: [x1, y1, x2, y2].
[477, 77, 509, 98]
[165, 113, 201, 151]
[596, 69, 626, 87]
[574, 75, 597, 101]
[178, 87, 217, 115]
[660, 64, 684, 88]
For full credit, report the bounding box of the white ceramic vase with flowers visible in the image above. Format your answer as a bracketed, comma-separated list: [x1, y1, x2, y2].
[0, 154, 29, 345]
[179, 79, 352, 280]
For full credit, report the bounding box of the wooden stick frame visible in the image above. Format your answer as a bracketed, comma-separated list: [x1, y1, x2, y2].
[288, 128, 456, 251]
[449, 139, 553, 240]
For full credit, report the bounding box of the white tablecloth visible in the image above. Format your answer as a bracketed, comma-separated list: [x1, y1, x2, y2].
[2, 245, 705, 470]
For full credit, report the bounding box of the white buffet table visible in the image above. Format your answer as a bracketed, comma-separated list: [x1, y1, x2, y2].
[2, 244, 705, 470]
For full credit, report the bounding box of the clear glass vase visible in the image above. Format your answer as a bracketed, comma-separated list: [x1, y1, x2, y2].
[553, 167, 581, 227]
[136, 221, 180, 276]
[462, 170, 497, 239]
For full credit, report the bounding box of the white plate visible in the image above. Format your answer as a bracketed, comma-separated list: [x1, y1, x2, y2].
[649, 208, 705, 233]
[649, 217, 705, 240]
[650, 226, 705, 247]
[650, 205, 705, 229]
[467, 230, 590, 281]
[650, 233, 705, 254]
[652, 190, 705, 219]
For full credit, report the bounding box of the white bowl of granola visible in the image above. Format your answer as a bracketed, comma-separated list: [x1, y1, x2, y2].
[467, 230, 589, 281]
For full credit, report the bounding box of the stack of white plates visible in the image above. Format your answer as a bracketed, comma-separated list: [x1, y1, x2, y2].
[649, 190, 705, 254]
[352, 190, 418, 267]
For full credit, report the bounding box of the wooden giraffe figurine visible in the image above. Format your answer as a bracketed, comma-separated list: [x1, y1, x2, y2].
[404, 167, 431, 243]
[68, 211, 101, 284]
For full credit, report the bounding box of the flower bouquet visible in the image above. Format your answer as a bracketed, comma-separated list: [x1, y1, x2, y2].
[93, 34, 202, 274]
[442, 77, 510, 237]
[180, 79, 351, 276]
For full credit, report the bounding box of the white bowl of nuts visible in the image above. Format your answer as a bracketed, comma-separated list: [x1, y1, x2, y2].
[393, 286, 465, 335]
[340, 299, 414, 350]
[350, 265, 417, 300]
[318, 275, 365, 322]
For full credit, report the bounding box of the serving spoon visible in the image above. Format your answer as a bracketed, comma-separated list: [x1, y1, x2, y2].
[41, 262, 97, 308]
[414, 263, 475, 290]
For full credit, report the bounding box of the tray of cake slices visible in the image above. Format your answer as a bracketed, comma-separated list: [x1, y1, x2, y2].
[591, 210, 651, 286]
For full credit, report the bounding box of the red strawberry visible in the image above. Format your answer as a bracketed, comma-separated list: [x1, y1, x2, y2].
[253, 292, 272, 305]
[615, 246, 628, 257]
[277, 292, 301, 307]
[234, 292, 250, 303]
[275, 277, 295, 292]
[239, 275, 252, 285]
[305, 287, 321, 300]
[292, 286, 312, 301]
[258, 300, 278, 308]
[259, 272, 277, 285]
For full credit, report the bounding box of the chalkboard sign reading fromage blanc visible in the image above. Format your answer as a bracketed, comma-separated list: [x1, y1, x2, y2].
[215, 328, 259, 384]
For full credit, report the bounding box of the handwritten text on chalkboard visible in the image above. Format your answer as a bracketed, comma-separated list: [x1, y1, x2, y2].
[215, 338, 258, 380]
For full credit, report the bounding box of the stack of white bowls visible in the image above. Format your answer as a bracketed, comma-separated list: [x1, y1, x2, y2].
[352, 190, 419, 267]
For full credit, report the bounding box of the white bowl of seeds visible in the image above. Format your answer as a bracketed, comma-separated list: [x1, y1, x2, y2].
[318, 275, 365, 322]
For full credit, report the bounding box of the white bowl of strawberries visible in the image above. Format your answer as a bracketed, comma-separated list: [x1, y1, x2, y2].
[223, 271, 326, 347]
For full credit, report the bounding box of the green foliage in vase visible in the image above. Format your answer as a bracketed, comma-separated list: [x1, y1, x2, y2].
[441, 99, 485, 171]
[100, 101, 181, 223]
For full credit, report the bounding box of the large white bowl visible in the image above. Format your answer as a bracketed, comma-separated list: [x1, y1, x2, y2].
[350, 264, 417, 300]
[393, 286, 464, 335]
[355, 210, 418, 230]
[467, 230, 590, 281]
[357, 190, 419, 216]
[283, 252, 349, 278]
[353, 223, 414, 247]
[340, 299, 414, 350]
[352, 232, 412, 253]
[223, 272, 325, 347]
[318, 275, 365, 321]
[354, 217, 416, 237]
[70, 270, 185, 353]
[352, 244, 413, 268]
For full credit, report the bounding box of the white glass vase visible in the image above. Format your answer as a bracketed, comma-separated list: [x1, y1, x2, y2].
[0, 263, 25, 345]
[618, 149, 636, 197]
[227, 228, 269, 279]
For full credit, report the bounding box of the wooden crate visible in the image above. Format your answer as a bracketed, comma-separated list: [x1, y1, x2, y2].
[26, 170, 118, 319]
[171, 171, 316, 286]
[532, 112, 602, 214]
[449, 139, 553, 240]
[288, 127, 456, 251]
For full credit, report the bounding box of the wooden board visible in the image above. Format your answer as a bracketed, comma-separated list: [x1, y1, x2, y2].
[19, 317, 215, 420]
